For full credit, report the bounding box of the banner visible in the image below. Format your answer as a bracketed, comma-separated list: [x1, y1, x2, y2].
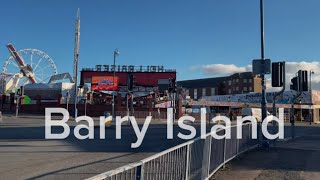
[91, 76, 118, 91]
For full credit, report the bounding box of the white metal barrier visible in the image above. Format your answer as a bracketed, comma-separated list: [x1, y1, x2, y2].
[87, 124, 258, 180]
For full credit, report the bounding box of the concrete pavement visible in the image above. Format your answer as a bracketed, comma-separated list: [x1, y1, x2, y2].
[213, 133, 320, 180]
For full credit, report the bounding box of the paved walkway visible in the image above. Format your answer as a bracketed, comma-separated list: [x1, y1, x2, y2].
[213, 135, 320, 180]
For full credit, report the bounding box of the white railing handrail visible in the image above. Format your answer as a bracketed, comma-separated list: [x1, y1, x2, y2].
[86, 161, 142, 180]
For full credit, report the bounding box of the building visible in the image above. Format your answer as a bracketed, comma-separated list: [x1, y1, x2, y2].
[177, 72, 262, 100]
[80, 65, 176, 95]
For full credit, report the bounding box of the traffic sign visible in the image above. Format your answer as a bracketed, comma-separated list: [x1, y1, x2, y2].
[252, 59, 271, 75]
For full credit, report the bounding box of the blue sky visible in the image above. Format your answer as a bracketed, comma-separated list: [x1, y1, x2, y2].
[1, 0, 320, 81]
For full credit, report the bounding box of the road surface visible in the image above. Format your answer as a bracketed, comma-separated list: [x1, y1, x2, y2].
[0, 115, 192, 179]
[1, 114, 319, 179]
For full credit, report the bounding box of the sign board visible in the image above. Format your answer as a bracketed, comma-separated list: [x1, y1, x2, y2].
[91, 76, 118, 91]
[252, 59, 271, 75]
[83, 65, 176, 73]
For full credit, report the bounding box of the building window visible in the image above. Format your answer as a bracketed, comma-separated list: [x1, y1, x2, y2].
[243, 79, 247, 83]
[194, 89, 198, 99]
[243, 87, 247, 92]
[236, 79, 239, 83]
[249, 87, 252, 91]
[228, 80, 231, 85]
[249, 79, 252, 83]
[236, 86, 239, 91]
[228, 89, 232, 94]
[202, 88, 206, 96]
[211, 88, 215, 96]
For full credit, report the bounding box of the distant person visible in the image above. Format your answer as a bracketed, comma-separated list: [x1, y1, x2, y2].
[229, 111, 234, 121]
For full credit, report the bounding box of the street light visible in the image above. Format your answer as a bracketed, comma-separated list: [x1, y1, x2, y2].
[112, 49, 119, 121]
[309, 70, 314, 125]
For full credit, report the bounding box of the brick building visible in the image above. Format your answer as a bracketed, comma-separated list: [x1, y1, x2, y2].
[178, 72, 261, 100]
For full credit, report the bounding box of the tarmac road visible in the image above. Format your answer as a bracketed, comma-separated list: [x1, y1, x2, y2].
[0, 115, 194, 180]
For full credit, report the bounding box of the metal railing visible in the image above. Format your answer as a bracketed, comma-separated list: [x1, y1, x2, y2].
[87, 123, 258, 180]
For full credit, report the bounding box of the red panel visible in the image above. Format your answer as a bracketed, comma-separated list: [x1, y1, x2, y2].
[91, 76, 118, 91]
[81, 71, 176, 87]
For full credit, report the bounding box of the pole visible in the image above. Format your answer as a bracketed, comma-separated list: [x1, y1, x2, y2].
[66, 96, 69, 111]
[15, 96, 19, 117]
[112, 49, 119, 121]
[112, 53, 115, 121]
[1, 76, 4, 94]
[131, 93, 134, 117]
[127, 92, 130, 125]
[84, 98, 87, 116]
[260, 0, 268, 142]
[290, 73, 302, 139]
[173, 92, 175, 122]
[228, 96, 231, 121]
[309, 70, 313, 125]
[272, 62, 286, 146]
[74, 86, 78, 118]
[127, 92, 129, 117]
[300, 101, 302, 122]
[73, 9, 80, 119]
[66, 91, 69, 111]
[290, 92, 301, 139]
[229, 105, 231, 120]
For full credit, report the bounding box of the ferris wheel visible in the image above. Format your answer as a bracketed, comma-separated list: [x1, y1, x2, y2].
[2, 44, 58, 93]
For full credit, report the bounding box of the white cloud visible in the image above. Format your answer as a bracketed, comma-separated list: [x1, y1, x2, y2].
[195, 61, 320, 91]
[193, 64, 251, 76]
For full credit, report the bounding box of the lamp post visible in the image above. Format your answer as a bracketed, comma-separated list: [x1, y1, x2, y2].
[309, 70, 314, 125]
[259, 0, 268, 143]
[112, 49, 119, 121]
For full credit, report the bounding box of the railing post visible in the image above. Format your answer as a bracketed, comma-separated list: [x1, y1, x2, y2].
[207, 136, 212, 178]
[139, 163, 143, 180]
[185, 144, 190, 180]
[236, 135, 240, 155]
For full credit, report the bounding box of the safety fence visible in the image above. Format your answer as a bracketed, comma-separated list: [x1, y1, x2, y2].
[87, 123, 258, 180]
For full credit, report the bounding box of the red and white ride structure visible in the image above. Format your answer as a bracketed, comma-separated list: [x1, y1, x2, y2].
[1, 43, 58, 94]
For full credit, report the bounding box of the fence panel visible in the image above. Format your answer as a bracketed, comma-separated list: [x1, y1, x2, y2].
[87, 124, 259, 180]
[209, 130, 225, 173]
[141, 143, 189, 180]
[225, 127, 238, 160]
[188, 138, 205, 180]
